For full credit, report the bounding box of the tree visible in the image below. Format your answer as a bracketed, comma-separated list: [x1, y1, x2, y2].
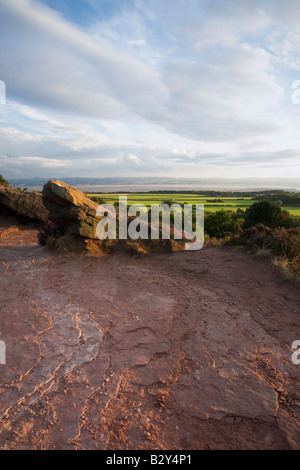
[204, 210, 235, 238]
[0, 175, 9, 188]
[244, 200, 285, 229]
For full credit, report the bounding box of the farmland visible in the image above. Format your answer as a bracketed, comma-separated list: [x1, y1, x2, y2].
[86, 192, 300, 216]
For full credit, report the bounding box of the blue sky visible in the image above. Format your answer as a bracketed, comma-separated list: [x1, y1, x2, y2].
[40, 0, 133, 26]
[0, 0, 300, 179]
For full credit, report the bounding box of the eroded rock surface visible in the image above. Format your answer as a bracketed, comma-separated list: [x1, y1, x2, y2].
[0, 216, 300, 450]
[0, 188, 48, 222]
[42, 180, 100, 239]
[41, 180, 185, 253]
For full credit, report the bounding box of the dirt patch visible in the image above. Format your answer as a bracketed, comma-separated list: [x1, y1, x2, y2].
[0, 216, 299, 450]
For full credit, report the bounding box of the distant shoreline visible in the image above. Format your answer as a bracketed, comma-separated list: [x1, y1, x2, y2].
[7, 177, 300, 193]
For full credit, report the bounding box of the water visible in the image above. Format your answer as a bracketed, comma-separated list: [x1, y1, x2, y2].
[7, 177, 300, 193]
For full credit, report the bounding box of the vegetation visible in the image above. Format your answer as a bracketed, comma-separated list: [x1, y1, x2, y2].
[87, 192, 300, 281]
[0, 174, 9, 187]
[254, 192, 300, 206]
[1, 175, 299, 280]
[88, 196, 107, 205]
[38, 221, 67, 246]
[204, 210, 242, 238]
[236, 223, 300, 282]
[244, 200, 296, 229]
[86, 191, 300, 216]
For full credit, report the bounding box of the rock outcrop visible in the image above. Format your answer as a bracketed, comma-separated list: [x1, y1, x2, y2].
[0, 187, 48, 221]
[42, 180, 100, 239]
[42, 180, 187, 253]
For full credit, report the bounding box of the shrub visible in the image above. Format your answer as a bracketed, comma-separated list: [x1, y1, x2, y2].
[89, 196, 107, 205]
[239, 224, 272, 251]
[205, 210, 236, 238]
[268, 227, 300, 258]
[244, 200, 288, 229]
[38, 221, 67, 246]
[238, 224, 300, 281]
[239, 224, 300, 257]
[0, 174, 9, 187]
[273, 256, 300, 283]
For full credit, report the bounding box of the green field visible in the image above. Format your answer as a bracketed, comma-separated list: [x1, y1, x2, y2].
[87, 193, 300, 216]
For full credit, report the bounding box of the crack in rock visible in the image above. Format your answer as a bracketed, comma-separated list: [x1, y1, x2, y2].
[0, 290, 103, 422]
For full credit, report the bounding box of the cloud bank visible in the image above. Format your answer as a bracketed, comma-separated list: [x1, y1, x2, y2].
[0, 0, 300, 178]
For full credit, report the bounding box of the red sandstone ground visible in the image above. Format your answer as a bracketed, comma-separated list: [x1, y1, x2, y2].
[0, 215, 300, 450]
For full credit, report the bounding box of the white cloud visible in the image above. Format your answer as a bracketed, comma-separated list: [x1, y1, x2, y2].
[128, 154, 142, 166]
[0, 0, 300, 179]
[19, 156, 72, 168]
[0, 0, 165, 118]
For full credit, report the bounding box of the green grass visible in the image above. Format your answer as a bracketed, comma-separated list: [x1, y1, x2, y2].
[86, 193, 300, 216]
[283, 206, 300, 216]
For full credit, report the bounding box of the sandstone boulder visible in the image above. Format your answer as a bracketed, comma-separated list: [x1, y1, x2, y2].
[42, 180, 101, 239]
[42, 180, 187, 251]
[0, 187, 48, 221]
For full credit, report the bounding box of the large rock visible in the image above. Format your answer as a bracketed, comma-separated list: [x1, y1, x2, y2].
[42, 180, 101, 239]
[0, 187, 48, 221]
[42, 180, 188, 251]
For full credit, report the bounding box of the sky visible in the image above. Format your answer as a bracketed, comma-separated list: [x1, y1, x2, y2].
[1, 0, 300, 179]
